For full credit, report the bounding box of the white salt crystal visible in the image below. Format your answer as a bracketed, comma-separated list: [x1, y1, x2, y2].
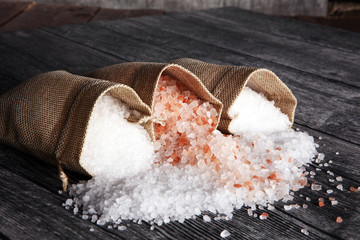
[228, 87, 291, 134]
[150, 225, 155, 231]
[89, 227, 94, 232]
[318, 136, 322, 140]
[65, 199, 73, 206]
[331, 200, 338, 206]
[203, 215, 211, 222]
[247, 209, 253, 216]
[336, 176, 343, 182]
[284, 205, 292, 210]
[220, 229, 231, 238]
[306, 197, 311, 201]
[301, 228, 309, 235]
[118, 226, 126, 231]
[335, 152, 339, 155]
[329, 179, 335, 183]
[58, 190, 62, 194]
[327, 190, 333, 194]
[302, 204, 308, 209]
[337, 184, 343, 191]
[324, 163, 329, 167]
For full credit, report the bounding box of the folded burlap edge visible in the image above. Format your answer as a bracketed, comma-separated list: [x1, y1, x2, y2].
[169, 58, 297, 133]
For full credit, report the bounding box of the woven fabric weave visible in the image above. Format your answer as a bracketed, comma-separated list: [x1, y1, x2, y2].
[170, 58, 297, 133]
[0, 71, 151, 178]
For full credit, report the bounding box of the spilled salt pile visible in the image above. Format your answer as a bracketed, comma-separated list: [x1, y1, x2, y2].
[228, 86, 291, 134]
[66, 74, 317, 227]
[79, 93, 155, 178]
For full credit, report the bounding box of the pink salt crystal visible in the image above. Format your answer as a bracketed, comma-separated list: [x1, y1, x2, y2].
[311, 183, 322, 191]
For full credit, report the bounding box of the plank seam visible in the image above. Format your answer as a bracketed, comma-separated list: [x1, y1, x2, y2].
[127, 17, 360, 90]
[0, 1, 36, 29]
[86, 7, 101, 22]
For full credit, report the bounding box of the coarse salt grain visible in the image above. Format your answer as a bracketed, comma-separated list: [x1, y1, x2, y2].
[220, 229, 231, 238]
[301, 228, 309, 235]
[203, 215, 211, 222]
[336, 176, 343, 182]
[311, 184, 322, 191]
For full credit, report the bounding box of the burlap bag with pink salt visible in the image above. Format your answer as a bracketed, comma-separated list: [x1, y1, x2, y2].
[169, 58, 297, 134]
[0, 71, 152, 190]
[86, 62, 224, 134]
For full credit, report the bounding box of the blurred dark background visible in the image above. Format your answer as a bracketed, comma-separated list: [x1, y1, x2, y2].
[0, 0, 359, 32]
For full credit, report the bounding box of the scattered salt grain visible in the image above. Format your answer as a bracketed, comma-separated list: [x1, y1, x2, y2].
[65, 199, 73, 206]
[331, 200, 338, 206]
[89, 227, 94, 232]
[302, 204, 308, 209]
[301, 228, 309, 235]
[337, 185, 344, 191]
[284, 205, 292, 210]
[329, 179, 335, 183]
[336, 176, 343, 182]
[203, 215, 211, 222]
[324, 163, 329, 167]
[220, 229, 231, 238]
[118, 226, 127, 231]
[336, 217, 342, 223]
[318, 136, 322, 140]
[306, 197, 311, 201]
[327, 170, 334, 176]
[58, 190, 62, 194]
[335, 152, 339, 155]
[327, 189, 333, 194]
[150, 225, 155, 231]
[311, 184, 322, 191]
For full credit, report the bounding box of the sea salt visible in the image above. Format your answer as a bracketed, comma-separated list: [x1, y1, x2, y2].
[79, 93, 155, 179]
[301, 228, 309, 235]
[66, 74, 318, 227]
[336, 176, 343, 182]
[228, 87, 291, 134]
[337, 184, 344, 191]
[220, 229, 231, 238]
[202, 215, 211, 222]
[311, 184, 322, 191]
[327, 190, 333, 194]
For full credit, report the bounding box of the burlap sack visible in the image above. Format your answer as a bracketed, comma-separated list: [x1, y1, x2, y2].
[0, 71, 152, 190]
[87, 62, 224, 135]
[169, 58, 297, 134]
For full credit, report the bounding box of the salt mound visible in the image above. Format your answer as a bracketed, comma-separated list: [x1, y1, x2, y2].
[79, 93, 155, 178]
[67, 74, 317, 227]
[228, 87, 291, 134]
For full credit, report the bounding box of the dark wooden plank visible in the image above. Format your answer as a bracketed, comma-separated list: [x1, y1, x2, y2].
[0, 1, 34, 27]
[0, 167, 119, 240]
[91, 8, 164, 22]
[0, 30, 124, 94]
[0, 4, 99, 32]
[198, 7, 360, 55]
[128, 12, 360, 88]
[41, 20, 360, 145]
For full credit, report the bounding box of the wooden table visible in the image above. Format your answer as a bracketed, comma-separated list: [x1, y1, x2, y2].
[1, 7, 359, 240]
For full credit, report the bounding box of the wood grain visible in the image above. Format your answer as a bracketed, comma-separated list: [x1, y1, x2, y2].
[0, 1, 34, 27]
[0, 3, 99, 32]
[91, 8, 164, 21]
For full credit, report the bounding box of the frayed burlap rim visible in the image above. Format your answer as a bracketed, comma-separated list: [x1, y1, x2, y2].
[0, 71, 151, 190]
[87, 62, 224, 137]
[170, 58, 297, 134]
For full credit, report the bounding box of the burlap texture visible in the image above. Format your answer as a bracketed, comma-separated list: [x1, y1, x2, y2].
[169, 58, 297, 133]
[87, 62, 224, 134]
[0, 71, 151, 178]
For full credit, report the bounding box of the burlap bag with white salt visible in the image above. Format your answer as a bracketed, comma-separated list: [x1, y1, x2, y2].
[87, 62, 224, 135]
[0, 71, 152, 190]
[170, 58, 297, 134]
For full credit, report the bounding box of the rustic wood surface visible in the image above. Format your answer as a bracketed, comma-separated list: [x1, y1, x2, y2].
[0, 7, 359, 240]
[0, 2, 164, 32]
